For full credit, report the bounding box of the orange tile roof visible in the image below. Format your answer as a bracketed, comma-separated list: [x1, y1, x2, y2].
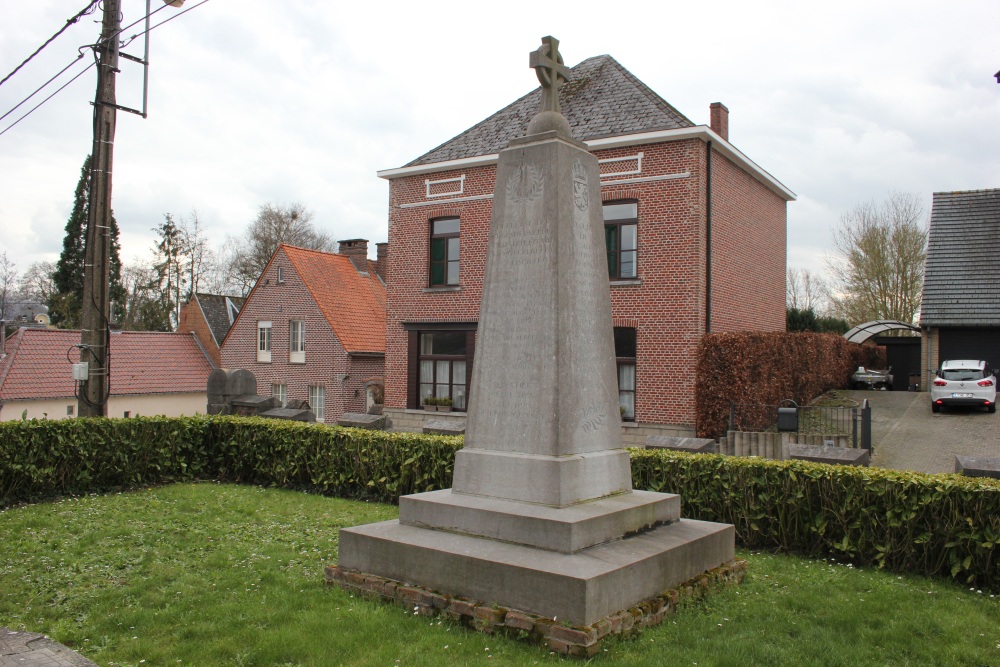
[280, 245, 386, 354]
[0, 328, 214, 401]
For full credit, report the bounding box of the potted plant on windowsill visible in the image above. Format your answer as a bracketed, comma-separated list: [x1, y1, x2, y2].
[422, 396, 437, 412]
[438, 397, 453, 413]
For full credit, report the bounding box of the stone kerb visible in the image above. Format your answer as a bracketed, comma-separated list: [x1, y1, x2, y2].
[955, 456, 1000, 479]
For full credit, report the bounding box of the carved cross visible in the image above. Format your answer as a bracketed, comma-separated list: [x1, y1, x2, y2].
[529, 36, 571, 114]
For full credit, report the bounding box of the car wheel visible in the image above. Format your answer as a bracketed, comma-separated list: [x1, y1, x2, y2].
[931, 402, 940, 413]
[989, 403, 996, 414]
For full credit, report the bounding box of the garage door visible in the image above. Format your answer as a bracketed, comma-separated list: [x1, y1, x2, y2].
[939, 328, 1000, 370]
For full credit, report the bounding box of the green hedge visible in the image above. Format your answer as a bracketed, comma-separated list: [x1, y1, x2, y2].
[632, 449, 1000, 590]
[1, 417, 997, 590]
[0, 416, 459, 506]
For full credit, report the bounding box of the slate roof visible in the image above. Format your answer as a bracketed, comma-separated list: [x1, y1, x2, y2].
[194, 293, 245, 346]
[270, 245, 386, 354]
[920, 189, 1000, 327]
[406, 55, 694, 167]
[0, 328, 214, 401]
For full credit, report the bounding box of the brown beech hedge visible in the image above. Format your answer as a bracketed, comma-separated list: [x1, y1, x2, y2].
[696, 332, 885, 438]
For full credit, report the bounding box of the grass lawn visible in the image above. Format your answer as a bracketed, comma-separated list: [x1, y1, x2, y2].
[0, 483, 997, 666]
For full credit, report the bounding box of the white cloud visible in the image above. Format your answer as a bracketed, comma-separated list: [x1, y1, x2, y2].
[2, 0, 1000, 287]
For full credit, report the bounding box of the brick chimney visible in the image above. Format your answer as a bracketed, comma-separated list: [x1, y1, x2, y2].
[338, 239, 369, 273]
[710, 102, 729, 142]
[375, 242, 388, 281]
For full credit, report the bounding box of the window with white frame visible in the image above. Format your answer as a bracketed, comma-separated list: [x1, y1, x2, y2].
[614, 327, 637, 421]
[309, 385, 326, 422]
[289, 320, 305, 363]
[257, 321, 272, 362]
[272, 383, 287, 407]
[604, 201, 638, 280]
[429, 217, 460, 286]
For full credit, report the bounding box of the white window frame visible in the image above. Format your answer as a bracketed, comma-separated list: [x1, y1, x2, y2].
[257, 321, 272, 363]
[309, 385, 325, 422]
[277, 266, 285, 283]
[272, 383, 287, 407]
[289, 320, 305, 363]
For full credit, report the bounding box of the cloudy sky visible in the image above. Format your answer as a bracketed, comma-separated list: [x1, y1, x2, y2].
[2, 0, 999, 281]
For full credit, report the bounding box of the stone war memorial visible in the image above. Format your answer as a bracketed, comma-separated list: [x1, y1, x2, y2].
[330, 37, 744, 655]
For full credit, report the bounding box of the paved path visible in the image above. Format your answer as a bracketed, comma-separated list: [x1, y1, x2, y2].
[849, 390, 1000, 474]
[0, 629, 96, 667]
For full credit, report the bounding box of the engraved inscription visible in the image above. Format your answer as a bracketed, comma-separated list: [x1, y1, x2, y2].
[572, 160, 589, 211]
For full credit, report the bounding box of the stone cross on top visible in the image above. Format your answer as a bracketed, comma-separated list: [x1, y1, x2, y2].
[529, 36, 571, 114]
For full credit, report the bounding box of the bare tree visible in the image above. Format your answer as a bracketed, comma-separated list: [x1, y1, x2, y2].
[225, 202, 334, 295]
[786, 267, 829, 313]
[178, 210, 216, 300]
[827, 192, 927, 325]
[119, 260, 172, 331]
[16, 261, 56, 304]
[0, 252, 18, 320]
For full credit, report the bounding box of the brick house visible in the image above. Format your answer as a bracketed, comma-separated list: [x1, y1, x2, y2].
[0, 327, 213, 421]
[379, 54, 794, 441]
[220, 242, 386, 423]
[177, 293, 245, 368]
[920, 189, 1000, 384]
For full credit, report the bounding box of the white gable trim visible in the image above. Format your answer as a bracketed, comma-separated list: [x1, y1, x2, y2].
[378, 126, 796, 202]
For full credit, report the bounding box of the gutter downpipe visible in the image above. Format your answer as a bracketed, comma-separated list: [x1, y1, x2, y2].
[706, 140, 713, 333]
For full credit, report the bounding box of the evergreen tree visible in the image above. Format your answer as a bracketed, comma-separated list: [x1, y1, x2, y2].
[152, 213, 186, 328]
[49, 155, 125, 328]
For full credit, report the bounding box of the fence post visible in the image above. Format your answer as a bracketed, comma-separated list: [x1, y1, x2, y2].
[852, 407, 858, 449]
[729, 401, 735, 434]
[861, 399, 872, 452]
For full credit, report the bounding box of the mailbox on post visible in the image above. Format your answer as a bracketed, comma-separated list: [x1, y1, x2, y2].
[777, 399, 799, 432]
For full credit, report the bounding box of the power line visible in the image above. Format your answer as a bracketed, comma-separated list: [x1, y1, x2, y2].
[0, 0, 212, 140]
[0, 61, 96, 139]
[0, 1, 100, 88]
[0, 53, 87, 125]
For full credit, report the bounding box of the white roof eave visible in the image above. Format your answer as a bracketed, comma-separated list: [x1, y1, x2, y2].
[377, 126, 796, 202]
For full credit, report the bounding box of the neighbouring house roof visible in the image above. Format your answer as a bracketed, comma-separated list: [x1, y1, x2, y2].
[194, 293, 245, 347]
[406, 54, 694, 167]
[920, 189, 1000, 327]
[235, 245, 386, 355]
[0, 328, 214, 402]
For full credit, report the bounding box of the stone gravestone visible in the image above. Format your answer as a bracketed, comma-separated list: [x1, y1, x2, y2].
[337, 36, 736, 630]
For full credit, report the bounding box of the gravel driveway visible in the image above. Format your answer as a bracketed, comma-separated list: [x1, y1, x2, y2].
[847, 389, 1000, 474]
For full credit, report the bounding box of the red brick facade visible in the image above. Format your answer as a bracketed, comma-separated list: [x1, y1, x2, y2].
[220, 245, 385, 423]
[177, 299, 221, 368]
[383, 130, 789, 433]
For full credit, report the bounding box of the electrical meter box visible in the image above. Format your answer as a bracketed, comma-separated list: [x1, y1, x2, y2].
[72, 362, 89, 381]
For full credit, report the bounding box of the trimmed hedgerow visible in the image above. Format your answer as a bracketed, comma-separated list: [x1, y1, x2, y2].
[696, 332, 885, 438]
[1, 417, 997, 590]
[0, 416, 459, 507]
[631, 448, 1000, 591]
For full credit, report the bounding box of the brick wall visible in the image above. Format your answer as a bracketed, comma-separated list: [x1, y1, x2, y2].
[383, 137, 787, 431]
[177, 299, 221, 368]
[221, 247, 354, 423]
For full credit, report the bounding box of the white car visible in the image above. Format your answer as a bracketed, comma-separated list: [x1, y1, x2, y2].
[931, 360, 996, 413]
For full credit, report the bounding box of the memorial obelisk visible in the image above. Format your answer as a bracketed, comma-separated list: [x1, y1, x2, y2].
[337, 36, 735, 627]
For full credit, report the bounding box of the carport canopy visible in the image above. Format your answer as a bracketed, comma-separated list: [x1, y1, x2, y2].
[843, 320, 920, 344]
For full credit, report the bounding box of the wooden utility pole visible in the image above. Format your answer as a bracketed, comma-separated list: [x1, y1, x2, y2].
[79, 0, 120, 417]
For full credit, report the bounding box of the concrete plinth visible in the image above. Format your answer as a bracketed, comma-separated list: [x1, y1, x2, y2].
[338, 517, 734, 627]
[400, 489, 679, 554]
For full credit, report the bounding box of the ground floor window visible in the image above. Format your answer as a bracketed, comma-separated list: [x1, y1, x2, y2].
[420, 332, 467, 410]
[405, 324, 476, 410]
[615, 327, 637, 421]
[309, 385, 325, 422]
[272, 383, 287, 407]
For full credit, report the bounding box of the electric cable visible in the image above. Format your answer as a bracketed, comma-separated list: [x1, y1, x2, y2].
[0, 61, 95, 139]
[0, 54, 87, 125]
[0, 1, 100, 88]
